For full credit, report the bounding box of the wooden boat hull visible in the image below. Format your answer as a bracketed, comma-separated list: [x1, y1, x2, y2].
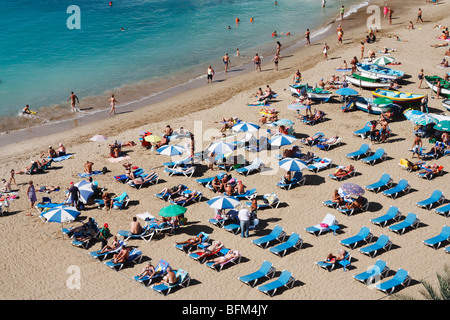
[357, 64, 404, 80]
[372, 89, 425, 104]
[346, 75, 391, 89]
[355, 97, 392, 114]
[425, 77, 450, 98]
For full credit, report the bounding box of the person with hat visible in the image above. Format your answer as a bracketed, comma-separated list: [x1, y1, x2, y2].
[99, 223, 112, 249]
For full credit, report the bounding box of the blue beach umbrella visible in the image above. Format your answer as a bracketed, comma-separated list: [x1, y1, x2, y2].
[42, 205, 80, 224]
[275, 119, 295, 126]
[335, 87, 359, 96]
[232, 122, 260, 133]
[338, 183, 365, 198]
[404, 109, 423, 120]
[207, 141, 234, 155]
[279, 157, 307, 172]
[287, 103, 307, 110]
[207, 196, 241, 210]
[156, 145, 186, 156]
[269, 134, 297, 147]
[74, 180, 94, 204]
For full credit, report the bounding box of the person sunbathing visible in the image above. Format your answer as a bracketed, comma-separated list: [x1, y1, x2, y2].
[102, 192, 114, 211]
[333, 165, 354, 177]
[283, 145, 300, 158]
[190, 241, 223, 260]
[280, 170, 292, 184]
[159, 184, 185, 197]
[419, 164, 441, 176]
[137, 262, 156, 280]
[156, 135, 169, 149]
[84, 161, 94, 174]
[123, 162, 135, 180]
[210, 176, 222, 193]
[153, 266, 177, 286]
[98, 236, 121, 253]
[112, 245, 131, 264]
[176, 233, 204, 251]
[445, 49, 450, 56]
[220, 119, 235, 132]
[341, 196, 365, 210]
[128, 172, 157, 185]
[235, 180, 246, 194]
[299, 151, 315, 162]
[171, 191, 198, 203]
[324, 249, 347, 264]
[210, 250, 240, 266]
[41, 145, 57, 159]
[38, 185, 60, 193]
[429, 141, 446, 155]
[320, 136, 339, 146]
[224, 184, 234, 196]
[109, 141, 121, 158]
[331, 189, 344, 206]
[430, 43, 449, 48]
[259, 114, 268, 124]
[440, 59, 449, 68]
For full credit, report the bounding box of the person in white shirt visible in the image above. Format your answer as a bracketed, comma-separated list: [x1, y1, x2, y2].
[238, 208, 251, 238]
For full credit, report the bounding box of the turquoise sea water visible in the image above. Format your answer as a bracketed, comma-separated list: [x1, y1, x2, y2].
[0, 0, 366, 120]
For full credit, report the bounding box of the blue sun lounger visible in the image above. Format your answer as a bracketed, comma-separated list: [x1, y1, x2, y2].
[252, 225, 286, 249]
[89, 240, 126, 261]
[346, 143, 371, 160]
[117, 225, 155, 242]
[423, 225, 450, 249]
[435, 203, 450, 218]
[359, 234, 392, 258]
[353, 121, 372, 138]
[360, 148, 387, 165]
[382, 179, 411, 199]
[316, 251, 351, 272]
[134, 259, 170, 286]
[305, 213, 337, 236]
[195, 172, 227, 187]
[375, 268, 411, 295]
[105, 248, 143, 271]
[370, 206, 402, 227]
[353, 259, 389, 284]
[268, 233, 303, 257]
[238, 260, 276, 287]
[257, 270, 295, 297]
[365, 173, 393, 193]
[388, 213, 420, 235]
[340, 226, 373, 249]
[152, 269, 191, 296]
[276, 171, 306, 190]
[416, 189, 445, 210]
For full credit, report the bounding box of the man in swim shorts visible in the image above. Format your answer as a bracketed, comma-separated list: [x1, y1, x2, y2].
[222, 53, 230, 73]
[67, 91, 80, 113]
[253, 53, 261, 72]
[305, 29, 311, 47]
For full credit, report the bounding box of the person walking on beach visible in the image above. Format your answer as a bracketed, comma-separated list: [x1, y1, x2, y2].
[360, 42, 365, 59]
[418, 69, 424, 89]
[27, 180, 37, 211]
[207, 66, 215, 84]
[222, 53, 231, 73]
[253, 53, 262, 72]
[389, 7, 394, 25]
[305, 29, 311, 47]
[383, 4, 389, 19]
[340, 5, 345, 21]
[67, 91, 80, 113]
[108, 94, 117, 116]
[276, 41, 282, 55]
[271, 53, 282, 71]
[322, 43, 330, 60]
[417, 8, 423, 23]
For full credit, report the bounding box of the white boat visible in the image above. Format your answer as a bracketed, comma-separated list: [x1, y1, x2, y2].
[357, 63, 405, 80]
[346, 74, 391, 89]
[425, 76, 450, 98]
[354, 97, 392, 114]
[443, 99, 450, 111]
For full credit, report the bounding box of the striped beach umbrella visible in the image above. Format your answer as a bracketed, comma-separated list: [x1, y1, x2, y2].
[42, 205, 80, 224]
[74, 180, 94, 204]
[207, 141, 234, 155]
[287, 103, 307, 110]
[279, 157, 307, 172]
[232, 122, 260, 133]
[157, 145, 186, 156]
[372, 56, 395, 66]
[207, 196, 241, 210]
[404, 109, 423, 120]
[410, 114, 438, 125]
[269, 134, 297, 147]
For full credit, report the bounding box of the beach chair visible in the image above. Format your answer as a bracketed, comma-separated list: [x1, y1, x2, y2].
[235, 158, 264, 176]
[359, 234, 392, 258]
[307, 158, 332, 173]
[114, 168, 144, 183]
[117, 225, 155, 243]
[104, 248, 143, 271]
[328, 165, 356, 181]
[322, 199, 339, 209]
[337, 197, 369, 216]
[164, 165, 196, 178]
[89, 240, 126, 261]
[233, 188, 257, 201]
[340, 226, 373, 249]
[353, 260, 389, 285]
[316, 136, 341, 151]
[155, 184, 188, 201]
[300, 132, 324, 146]
[305, 213, 338, 236]
[245, 193, 280, 210]
[360, 148, 387, 165]
[205, 249, 242, 272]
[435, 203, 450, 218]
[188, 242, 224, 264]
[134, 259, 170, 286]
[217, 154, 247, 172]
[423, 225, 450, 249]
[174, 232, 210, 253]
[195, 172, 227, 188]
[382, 179, 411, 199]
[257, 270, 295, 297]
[252, 225, 286, 249]
[169, 190, 203, 206]
[316, 251, 351, 272]
[353, 121, 372, 138]
[162, 156, 193, 168]
[417, 165, 444, 180]
[152, 269, 191, 296]
[245, 136, 268, 153]
[238, 260, 276, 287]
[71, 234, 98, 249]
[127, 172, 159, 189]
[268, 233, 303, 257]
[303, 110, 325, 125]
[370, 206, 402, 227]
[416, 189, 445, 210]
[276, 171, 306, 190]
[364, 173, 393, 193]
[346, 143, 371, 160]
[375, 268, 411, 295]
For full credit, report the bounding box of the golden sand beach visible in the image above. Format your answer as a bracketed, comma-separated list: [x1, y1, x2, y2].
[1, 0, 449, 302]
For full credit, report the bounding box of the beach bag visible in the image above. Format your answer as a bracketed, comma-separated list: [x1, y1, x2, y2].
[320, 223, 329, 228]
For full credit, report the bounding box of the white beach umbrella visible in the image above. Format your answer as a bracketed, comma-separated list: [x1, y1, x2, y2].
[269, 134, 297, 147]
[156, 145, 186, 156]
[279, 157, 307, 172]
[207, 141, 235, 155]
[207, 196, 241, 210]
[232, 122, 260, 133]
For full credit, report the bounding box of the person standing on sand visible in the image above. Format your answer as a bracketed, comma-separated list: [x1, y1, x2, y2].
[383, 4, 389, 19]
[417, 8, 423, 23]
[322, 43, 330, 60]
[222, 53, 231, 73]
[389, 8, 394, 25]
[27, 180, 37, 210]
[276, 41, 282, 55]
[418, 69, 424, 89]
[207, 66, 215, 84]
[108, 94, 117, 116]
[360, 42, 365, 59]
[67, 91, 80, 113]
[271, 53, 282, 71]
[253, 53, 262, 72]
[305, 29, 311, 47]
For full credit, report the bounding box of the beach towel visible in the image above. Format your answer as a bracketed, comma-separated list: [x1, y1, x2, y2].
[0, 192, 19, 201]
[78, 170, 103, 178]
[335, 68, 352, 72]
[107, 156, 130, 163]
[50, 154, 74, 162]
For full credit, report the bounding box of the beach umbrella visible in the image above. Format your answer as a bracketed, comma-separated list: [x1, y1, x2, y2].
[158, 204, 187, 217]
[287, 103, 307, 110]
[372, 97, 393, 105]
[207, 141, 234, 155]
[90, 135, 107, 142]
[410, 114, 438, 125]
[404, 109, 423, 120]
[74, 180, 94, 204]
[156, 145, 186, 156]
[434, 120, 450, 132]
[279, 157, 307, 172]
[338, 183, 365, 198]
[42, 205, 80, 224]
[275, 119, 295, 127]
[269, 134, 297, 147]
[207, 196, 241, 210]
[144, 135, 162, 143]
[232, 122, 260, 133]
[335, 87, 359, 96]
[372, 56, 395, 66]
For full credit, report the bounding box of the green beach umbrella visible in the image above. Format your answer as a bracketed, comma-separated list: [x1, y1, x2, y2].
[373, 97, 392, 105]
[434, 120, 450, 132]
[372, 56, 395, 66]
[158, 204, 187, 217]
